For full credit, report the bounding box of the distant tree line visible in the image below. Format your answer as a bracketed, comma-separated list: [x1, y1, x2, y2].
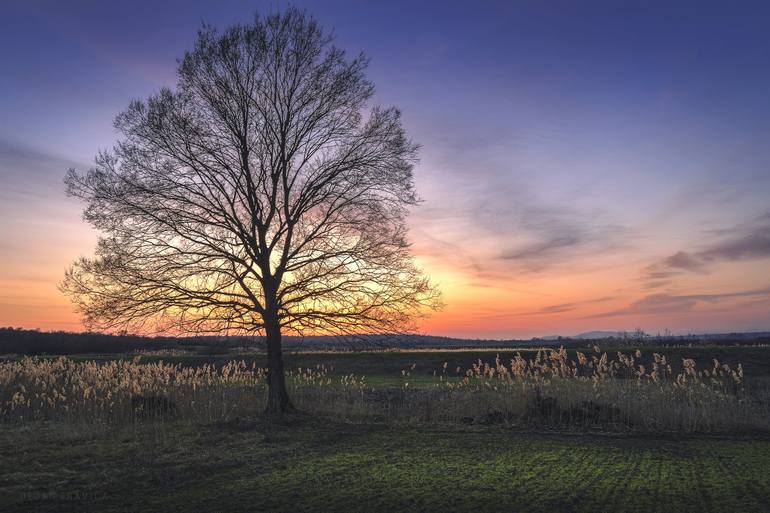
[0, 328, 258, 356]
[2, 327, 768, 357]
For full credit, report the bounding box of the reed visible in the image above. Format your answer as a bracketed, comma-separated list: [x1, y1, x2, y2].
[1, 348, 767, 433]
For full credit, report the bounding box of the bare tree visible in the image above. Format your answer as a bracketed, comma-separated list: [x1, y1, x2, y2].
[62, 8, 439, 413]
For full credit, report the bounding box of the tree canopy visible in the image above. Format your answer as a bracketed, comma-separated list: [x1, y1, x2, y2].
[63, 9, 439, 340]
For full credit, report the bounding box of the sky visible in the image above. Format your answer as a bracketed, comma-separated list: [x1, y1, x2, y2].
[1, 0, 770, 338]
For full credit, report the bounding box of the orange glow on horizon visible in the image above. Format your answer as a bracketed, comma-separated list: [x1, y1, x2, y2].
[1, 217, 769, 338]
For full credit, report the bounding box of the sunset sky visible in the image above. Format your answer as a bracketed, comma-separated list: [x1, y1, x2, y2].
[1, 0, 770, 338]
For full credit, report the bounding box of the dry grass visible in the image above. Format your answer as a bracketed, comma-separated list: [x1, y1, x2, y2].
[1, 347, 767, 433]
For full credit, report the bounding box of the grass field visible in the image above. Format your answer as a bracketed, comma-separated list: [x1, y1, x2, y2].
[2, 344, 770, 512]
[3, 418, 770, 513]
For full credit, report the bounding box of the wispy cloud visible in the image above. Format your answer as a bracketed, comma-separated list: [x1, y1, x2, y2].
[644, 213, 770, 286]
[466, 180, 629, 272]
[0, 138, 76, 172]
[662, 251, 708, 273]
[483, 296, 614, 320]
[0, 138, 82, 199]
[499, 233, 581, 261]
[700, 218, 770, 261]
[410, 229, 483, 274]
[586, 286, 770, 319]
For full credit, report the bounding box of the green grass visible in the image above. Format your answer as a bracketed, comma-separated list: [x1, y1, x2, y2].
[2, 419, 770, 512]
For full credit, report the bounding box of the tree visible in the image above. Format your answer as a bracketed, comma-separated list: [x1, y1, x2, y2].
[62, 8, 439, 413]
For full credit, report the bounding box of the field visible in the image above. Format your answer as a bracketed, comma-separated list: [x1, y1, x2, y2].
[2, 341, 770, 512]
[3, 420, 770, 512]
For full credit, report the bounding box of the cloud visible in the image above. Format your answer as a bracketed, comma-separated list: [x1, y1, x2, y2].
[413, 120, 632, 277]
[0, 138, 76, 173]
[483, 296, 614, 319]
[644, 213, 770, 286]
[700, 225, 770, 261]
[586, 286, 770, 319]
[499, 233, 581, 261]
[0, 138, 84, 202]
[414, 179, 629, 275]
[662, 251, 708, 272]
[410, 229, 483, 274]
[470, 184, 628, 272]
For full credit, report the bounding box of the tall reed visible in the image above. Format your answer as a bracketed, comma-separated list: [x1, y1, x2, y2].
[1, 348, 767, 433]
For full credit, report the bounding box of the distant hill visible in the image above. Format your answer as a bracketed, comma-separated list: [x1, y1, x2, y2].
[539, 331, 622, 341]
[574, 331, 624, 340]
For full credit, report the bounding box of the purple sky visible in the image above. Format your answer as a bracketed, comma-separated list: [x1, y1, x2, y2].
[2, 0, 770, 337]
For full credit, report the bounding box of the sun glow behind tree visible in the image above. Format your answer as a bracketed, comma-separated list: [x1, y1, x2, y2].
[61, 8, 440, 412]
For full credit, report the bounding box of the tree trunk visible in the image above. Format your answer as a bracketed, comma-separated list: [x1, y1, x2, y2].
[264, 315, 294, 414]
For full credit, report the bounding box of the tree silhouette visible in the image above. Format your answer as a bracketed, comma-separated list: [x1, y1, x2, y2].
[62, 8, 439, 413]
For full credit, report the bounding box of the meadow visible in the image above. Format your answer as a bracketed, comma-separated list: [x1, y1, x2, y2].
[4, 419, 770, 513]
[2, 340, 770, 512]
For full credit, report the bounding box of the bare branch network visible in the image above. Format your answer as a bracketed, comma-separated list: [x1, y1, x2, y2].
[63, 9, 440, 338]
